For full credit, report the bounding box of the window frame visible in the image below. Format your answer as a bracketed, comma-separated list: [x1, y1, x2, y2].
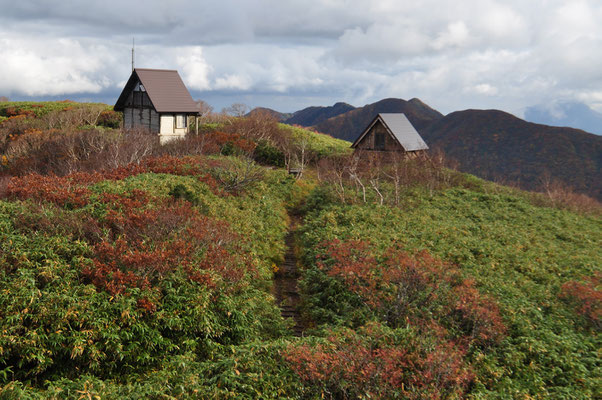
[175, 114, 186, 129]
[374, 130, 385, 150]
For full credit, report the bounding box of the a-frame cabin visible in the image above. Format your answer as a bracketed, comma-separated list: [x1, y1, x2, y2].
[351, 113, 428, 153]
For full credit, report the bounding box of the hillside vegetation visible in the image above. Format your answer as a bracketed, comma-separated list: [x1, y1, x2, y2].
[286, 97, 602, 202]
[421, 109, 602, 201]
[0, 102, 600, 399]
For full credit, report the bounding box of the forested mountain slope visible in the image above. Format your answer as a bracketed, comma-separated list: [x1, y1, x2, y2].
[421, 109, 602, 200]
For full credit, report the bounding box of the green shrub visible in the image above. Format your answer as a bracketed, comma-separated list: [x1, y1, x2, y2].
[297, 187, 601, 399]
[168, 183, 200, 204]
[0, 156, 297, 395]
[97, 110, 122, 129]
[253, 140, 285, 167]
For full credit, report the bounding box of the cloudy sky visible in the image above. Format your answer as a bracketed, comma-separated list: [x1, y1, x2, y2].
[1, 0, 602, 116]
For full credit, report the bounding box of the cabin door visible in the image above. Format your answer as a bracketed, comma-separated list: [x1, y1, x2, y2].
[160, 115, 174, 134]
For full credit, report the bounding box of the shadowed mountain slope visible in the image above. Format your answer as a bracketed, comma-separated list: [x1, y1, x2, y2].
[422, 109, 602, 200]
[284, 102, 355, 127]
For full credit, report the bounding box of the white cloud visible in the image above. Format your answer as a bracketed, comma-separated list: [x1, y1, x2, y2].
[472, 84, 499, 96]
[477, 1, 527, 43]
[214, 74, 253, 91]
[0, 0, 602, 115]
[433, 21, 470, 50]
[176, 47, 212, 91]
[0, 34, 117, 96]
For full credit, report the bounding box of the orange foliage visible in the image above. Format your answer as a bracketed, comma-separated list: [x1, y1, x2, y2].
[2, 157, 254, 312]
[284, 322, 473, 399]
[316, 239, 506, 347]
[4, 156, 226, 207]
[560, 273, 601, 329]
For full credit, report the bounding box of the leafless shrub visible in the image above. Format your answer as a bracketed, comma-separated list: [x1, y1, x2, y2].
[222, 110, 283, 142]
[0, 175, 9, 198]
[157, 134, 208, 157]
[317, 155, 349, 203]
[212, 158, 265, 194]
[5, 128, 159, 176]
[40, 104, 107, 131]
[286, 136, 316, 178]
[103, 128, 157, 169]
[532, 175, 602, 216]
[222, 103, 249, 117]
[195, 99, 213, 119]
[317, 150, 460, 206]
[0, 117, 46, 154]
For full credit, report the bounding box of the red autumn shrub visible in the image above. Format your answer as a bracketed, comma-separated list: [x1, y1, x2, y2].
[283, 322, 473, 399]
[560, 273, 601, 329]
[3, 156, 228, 206]
[5, 173, 92, 208]
[316, 240, 506, 347]
[454, 278, 506, 345]
[3, 158, 256, 312]
[82, 194, 250, 298]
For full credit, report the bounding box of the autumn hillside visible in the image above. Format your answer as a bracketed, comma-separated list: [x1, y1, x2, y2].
[421, 109, 602, 201]
[0, 102, 600, 399]
[282, 98, 602, 201]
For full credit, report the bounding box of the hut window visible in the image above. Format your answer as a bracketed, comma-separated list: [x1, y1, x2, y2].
[375, 131, 385, 150]
[133, 91, 143, 106]
[175, 114, 186, 129]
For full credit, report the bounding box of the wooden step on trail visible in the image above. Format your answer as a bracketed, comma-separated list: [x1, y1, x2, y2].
[273, 230, 304, 337]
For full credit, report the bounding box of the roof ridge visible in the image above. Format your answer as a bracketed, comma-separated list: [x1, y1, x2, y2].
[135, 68, 178, 72]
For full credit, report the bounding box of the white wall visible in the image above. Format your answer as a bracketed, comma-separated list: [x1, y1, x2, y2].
[160, 115, 174, 134]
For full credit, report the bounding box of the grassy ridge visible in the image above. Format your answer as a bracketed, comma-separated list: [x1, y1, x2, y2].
[0, 101, 111, 118]
[279, 124, 352, 158]
[296, 183, 600, 398]
[0, 101, 599, 398]
[0, 156, 306, 398]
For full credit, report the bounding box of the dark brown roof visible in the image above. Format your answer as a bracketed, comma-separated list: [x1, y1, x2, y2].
[114, 68, 199, 113]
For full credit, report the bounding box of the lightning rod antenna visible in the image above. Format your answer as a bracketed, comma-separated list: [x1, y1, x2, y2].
[131, 38, 135, 71]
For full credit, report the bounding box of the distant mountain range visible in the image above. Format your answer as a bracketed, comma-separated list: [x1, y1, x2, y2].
[286, 102, 355, 127]
[422, 109, 601, 200]
[251, 98, 602, 200]
[524, 102, 602, 136]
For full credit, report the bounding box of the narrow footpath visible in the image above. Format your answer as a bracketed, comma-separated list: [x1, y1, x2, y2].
[273, 228, 304, 337]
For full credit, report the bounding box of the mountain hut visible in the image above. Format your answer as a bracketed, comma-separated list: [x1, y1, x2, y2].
[351, 113, 428, 154]
[114, 68, 199, 143]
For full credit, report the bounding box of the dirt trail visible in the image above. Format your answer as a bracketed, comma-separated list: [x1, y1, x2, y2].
[273, 228, 304, 337]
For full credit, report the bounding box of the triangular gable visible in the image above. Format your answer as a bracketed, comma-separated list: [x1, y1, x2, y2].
[351, 113, 428, 151]
[351, 114, 386, 147]
[114, 70, 148, 111]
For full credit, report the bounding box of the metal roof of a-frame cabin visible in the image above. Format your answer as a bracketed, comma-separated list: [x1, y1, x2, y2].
[114, 68, 199, 113]
[351, 113, 429, 152]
